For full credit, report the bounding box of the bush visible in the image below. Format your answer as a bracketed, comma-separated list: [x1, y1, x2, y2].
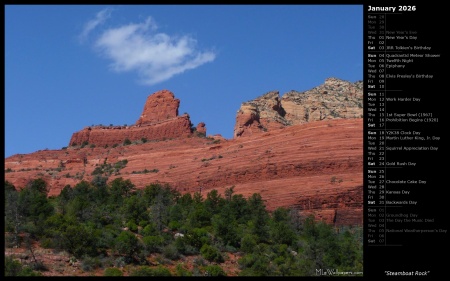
[104, 267, 123, 276]
[176, 263, 192, 276]
[130, 265, 172, 276]
[162, 243, 180, 260]
[142, 235, 164, 253]
[200, 244, 224, 263]
[81, 256, 101, 272]
[153, 266, 172, 276]
[204, 265, 227, 276]
[241, 234, 258, 253]
[5, 257, 23, 276]
[4, 257, 42, 276]
[127, 220, 138, 232]
[123, 138, 132, 146]
[130, 266, 154, 276]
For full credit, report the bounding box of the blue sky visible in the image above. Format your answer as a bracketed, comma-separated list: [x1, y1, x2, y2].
[5, 4, 363, 158]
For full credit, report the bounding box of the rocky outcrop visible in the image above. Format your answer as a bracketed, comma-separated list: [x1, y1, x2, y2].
[5, 79, 364, 226]
[234, 91, 289, 138]
[196, 122, 207, 136]
[5, 118, 363, 226]
[69, 90, 194, 147]
[234, 78, 363, 138]
[136, 90, 180, 125]
[69, 115, 193, 147]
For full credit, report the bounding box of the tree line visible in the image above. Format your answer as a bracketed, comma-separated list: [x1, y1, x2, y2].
[4, 178, 363, 276]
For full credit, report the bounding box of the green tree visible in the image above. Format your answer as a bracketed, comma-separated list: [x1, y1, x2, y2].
[109, 178, 136, 201]
[269, 207, 297, 246]
[200, 244, 224, 263]
[205, 189, 224, 215]
[5, 181, 22, 246]
[60, 220, 99, 258]
[248, 193, 269, 242]
[212, 204, 239, 247]
[122, 194, 147, 223]
[4, 256, 41, 276]
[18, 182, 54, 236]
[142, 235, 164, 253]
[26, 178, 48, 194]
[115, 231, 140, 259]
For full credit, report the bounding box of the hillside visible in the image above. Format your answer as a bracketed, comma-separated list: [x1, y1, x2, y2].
[5, 78, 363, 226]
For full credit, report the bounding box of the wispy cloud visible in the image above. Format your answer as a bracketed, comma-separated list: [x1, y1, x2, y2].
[79, 8, 112, 43]
[90, 14, 216, 85]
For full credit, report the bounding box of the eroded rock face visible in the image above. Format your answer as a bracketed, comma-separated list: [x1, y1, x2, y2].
[234, 91, 289, 138]
[5, 118, 363, 226]
[234, 78, 363, 138]
[136, 90, 180, 125]
[281, 77, 363, 125]
[196, 122, 207, 135]
[69, 116, 192, 147]
[6, 80, 364, 226]
[69, 90, 193, 147]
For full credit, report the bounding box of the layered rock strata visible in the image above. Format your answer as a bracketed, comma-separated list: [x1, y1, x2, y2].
[69, 90, 204, 147]
[234, 77, 363, 137]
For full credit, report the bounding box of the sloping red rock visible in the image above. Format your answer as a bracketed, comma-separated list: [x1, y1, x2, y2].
[5, 118, 363, 226]
[69, 115, 192, 147]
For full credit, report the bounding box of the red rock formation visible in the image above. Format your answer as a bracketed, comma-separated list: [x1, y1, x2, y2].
[69, 90, 193, 147]
[5, 118, 363, 226]
[136, 90, 180, 125]
[69, 116, 192, 147]
[196, 122, 207, 135]
[5, 80, 364, 226]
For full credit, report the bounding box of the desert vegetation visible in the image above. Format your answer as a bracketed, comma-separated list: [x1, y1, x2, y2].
[5, 178, 362, 276]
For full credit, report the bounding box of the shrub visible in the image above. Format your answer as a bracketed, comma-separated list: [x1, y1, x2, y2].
[200, 244, 224, 263]
[130, 265, 172, 276]
[104, 267, 123, 276]
[4, 257, 42, 276]
[153, 265, 172, 276]
[81, 256, 101, 272]
[142, 235, 164, 253]
[176, 263, 192, 276]
[127, 220, 138, 232]
[204, 265, 227, 276]
[162, 243, 180, 260]
[123, 138, 132, 146]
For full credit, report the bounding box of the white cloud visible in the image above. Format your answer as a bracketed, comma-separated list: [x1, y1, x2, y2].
[79, 8, 112, 42]
[93, 16, 216, 85]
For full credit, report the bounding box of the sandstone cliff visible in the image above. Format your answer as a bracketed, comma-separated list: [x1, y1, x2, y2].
[234, 77, 363, 137]
[69, 90, 204, 147]
[5, 79, 363, 226]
